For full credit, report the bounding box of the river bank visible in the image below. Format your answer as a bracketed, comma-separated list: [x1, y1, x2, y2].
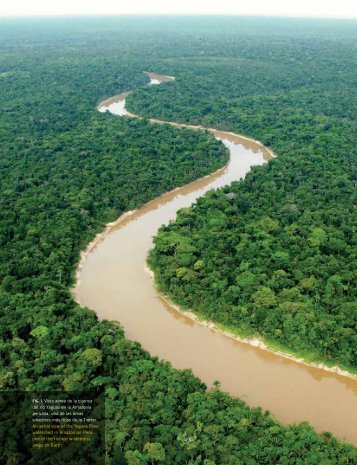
[73, 72, 357, 443]
[97, 73, 354, 378]
[145, 264, 357, 380]
[72, 163, 228, 304]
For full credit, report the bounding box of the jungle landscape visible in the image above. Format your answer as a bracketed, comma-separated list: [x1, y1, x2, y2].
[0, 15, 356, 464]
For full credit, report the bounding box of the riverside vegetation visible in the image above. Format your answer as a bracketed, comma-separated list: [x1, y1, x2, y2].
[134, 20, 357, 372]
[0, 16, 356, 464]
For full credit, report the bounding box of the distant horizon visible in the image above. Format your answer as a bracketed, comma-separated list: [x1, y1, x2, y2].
[1, 0, 356, 20]
[1, 13, 357, 20]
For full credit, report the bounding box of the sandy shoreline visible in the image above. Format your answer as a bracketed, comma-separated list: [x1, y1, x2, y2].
[144, 263, 356, 381]
[145, 118, 276, 161]
[72, 209, 136, 305]
[74, 72, 355, 384]
[72, 153, 356, 382]
[97, 73, 276, 162]
[71, 163, 227, 303]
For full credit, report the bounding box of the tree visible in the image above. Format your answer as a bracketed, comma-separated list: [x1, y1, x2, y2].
[144, 443, 166, 464]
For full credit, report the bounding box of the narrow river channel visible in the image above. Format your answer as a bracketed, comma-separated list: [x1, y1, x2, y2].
[74, 73, 357, 444]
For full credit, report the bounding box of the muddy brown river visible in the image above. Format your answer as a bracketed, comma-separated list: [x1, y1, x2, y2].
[75, 73, 357, 444]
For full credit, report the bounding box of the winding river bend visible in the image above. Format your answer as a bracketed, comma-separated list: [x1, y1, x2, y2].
[74, 73, 357, 444]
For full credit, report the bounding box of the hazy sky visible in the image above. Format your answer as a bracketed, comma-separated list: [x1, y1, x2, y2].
[1, 0, 356, 18]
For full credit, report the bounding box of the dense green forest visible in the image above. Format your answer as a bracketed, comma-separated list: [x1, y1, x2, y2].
[0, 16, 356, 464]
[133, 19, 357, 370]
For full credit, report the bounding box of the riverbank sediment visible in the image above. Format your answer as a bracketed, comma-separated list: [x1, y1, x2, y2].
[72, 72, 357, 443]
[145, 264, 357, 380]
[94, 73, 355, 379]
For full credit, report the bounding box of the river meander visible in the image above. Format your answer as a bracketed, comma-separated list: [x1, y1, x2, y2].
[74, 73, 357, 444]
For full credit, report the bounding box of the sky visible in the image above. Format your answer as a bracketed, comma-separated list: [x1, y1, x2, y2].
[0, 0, 356, 19]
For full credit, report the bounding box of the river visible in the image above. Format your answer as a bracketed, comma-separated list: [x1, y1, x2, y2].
[74, 73, 357, 444]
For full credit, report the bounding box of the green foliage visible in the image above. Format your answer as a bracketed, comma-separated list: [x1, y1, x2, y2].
[0, 15, 355, 464]
[145, 18, 357, 369]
